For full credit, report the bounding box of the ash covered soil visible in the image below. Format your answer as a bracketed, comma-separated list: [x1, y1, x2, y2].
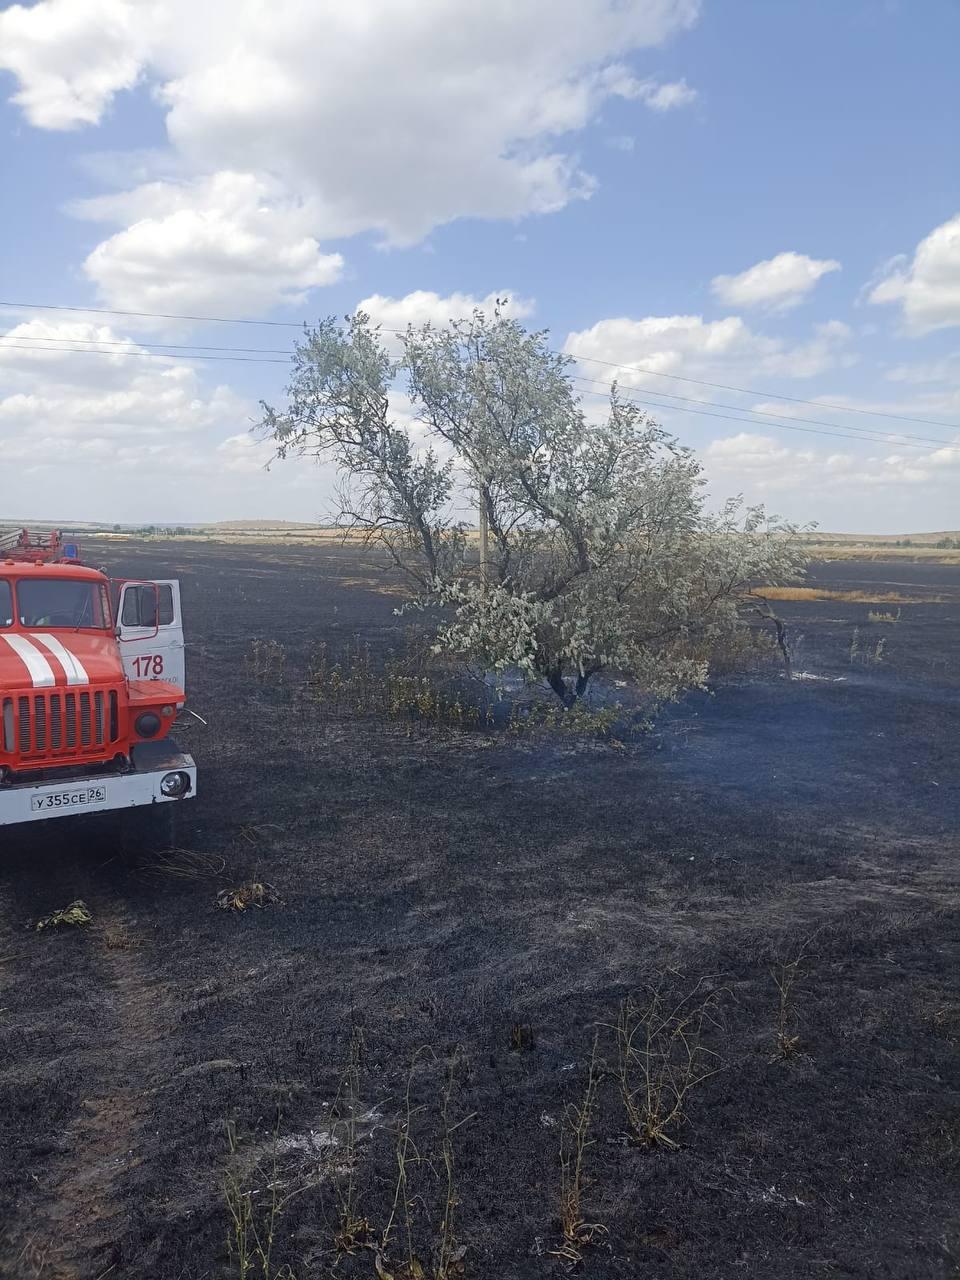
[1, 540, 958, 1280]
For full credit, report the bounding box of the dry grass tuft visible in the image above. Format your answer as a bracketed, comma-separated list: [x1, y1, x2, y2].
[150, 848, 226, 880]
[102, 924, 137, 951]
[758, 587, 940, 604]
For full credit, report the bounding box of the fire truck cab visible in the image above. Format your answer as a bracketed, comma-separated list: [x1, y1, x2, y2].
[0, 530, 196, 826]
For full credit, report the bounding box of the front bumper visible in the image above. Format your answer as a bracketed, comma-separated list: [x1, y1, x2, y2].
[0, 739, 197, 827]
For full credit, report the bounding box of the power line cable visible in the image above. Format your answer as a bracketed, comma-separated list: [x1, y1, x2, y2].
[2, 296, 956, 432]
[0, 299, 304, 328]
[572, 384, 945, 452]
[1, 333, 292, 355]
[2, 342, 289, 366]
[568, 373, 957, 450]
[3, 338, 954, 453]
[562, 349, 959, 430]
[4, 298, 960, 454]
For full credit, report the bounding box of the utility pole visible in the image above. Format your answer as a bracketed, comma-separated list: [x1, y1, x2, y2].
[478, 490, 489, 589]
[476, 348, 491, 591]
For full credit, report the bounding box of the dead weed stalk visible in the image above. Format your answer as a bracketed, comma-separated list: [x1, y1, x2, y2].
[331, 1026, 371, 1253]
[377, 1048, 471, 1280]
[246, 638, 288, 685]
[552, 1031, 605, 1265]
[612, 977, 724, 1149]
[771, 933, 818, 1061]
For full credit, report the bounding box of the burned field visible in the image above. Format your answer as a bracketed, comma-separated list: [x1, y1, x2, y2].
[1, 539, 959, 1279]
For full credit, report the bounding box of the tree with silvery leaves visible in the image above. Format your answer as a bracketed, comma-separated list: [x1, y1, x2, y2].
[260, 310, 805, 706]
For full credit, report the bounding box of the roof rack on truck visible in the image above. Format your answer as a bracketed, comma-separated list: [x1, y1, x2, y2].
[0, 528, 82, 565]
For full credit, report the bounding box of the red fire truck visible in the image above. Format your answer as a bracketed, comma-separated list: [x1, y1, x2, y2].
[0, 529, 196, 826]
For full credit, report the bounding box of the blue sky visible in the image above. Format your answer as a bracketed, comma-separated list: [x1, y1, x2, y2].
[1, 0, 959, 530]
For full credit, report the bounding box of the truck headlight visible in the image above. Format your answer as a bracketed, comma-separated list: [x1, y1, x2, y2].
[135, 712, 161, 738]
[160, 771, 191, 798]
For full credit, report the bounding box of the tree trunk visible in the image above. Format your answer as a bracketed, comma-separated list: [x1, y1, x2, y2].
[752, 597, 792, 680]
[574, 669, 592, 700]
[546, 667, 575, 707]
[772, 615, 793, 680]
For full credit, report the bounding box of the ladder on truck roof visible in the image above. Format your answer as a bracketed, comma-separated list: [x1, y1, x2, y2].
[0, 527, 83, 564]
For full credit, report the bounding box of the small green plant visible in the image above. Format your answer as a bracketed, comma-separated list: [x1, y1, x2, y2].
[612, 978, 723, 1149]
[247, 638, 288, 685]
[223, 1120, 297, 1280]
[552, 1031, 605, 1265]
[377, 1049, 472, 1280]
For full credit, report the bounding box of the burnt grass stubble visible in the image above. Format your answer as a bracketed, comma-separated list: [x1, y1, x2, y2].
[0, 539, 958, 1279]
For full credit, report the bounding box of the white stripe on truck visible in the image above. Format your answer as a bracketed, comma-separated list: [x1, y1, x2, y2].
[30, 634, 89, 685]
[1, 635, 56, 687]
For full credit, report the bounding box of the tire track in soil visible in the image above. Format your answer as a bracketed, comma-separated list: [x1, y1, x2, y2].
[0, 902, 177, 1280]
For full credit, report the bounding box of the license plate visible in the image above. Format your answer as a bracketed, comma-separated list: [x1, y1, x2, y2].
[31, 786, 108, 813]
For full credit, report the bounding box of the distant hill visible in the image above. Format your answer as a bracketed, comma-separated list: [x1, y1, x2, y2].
[803, 531, 960, 544]
[2, 517, 958, 545]
[203, 519, 332, 531]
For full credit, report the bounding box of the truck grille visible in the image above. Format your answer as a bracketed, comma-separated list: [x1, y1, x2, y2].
[1, 688, 120, 761]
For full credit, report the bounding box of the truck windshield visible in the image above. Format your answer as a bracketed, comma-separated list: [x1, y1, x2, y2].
[16, 579, 109, 630]
[0, 582, 11, 627]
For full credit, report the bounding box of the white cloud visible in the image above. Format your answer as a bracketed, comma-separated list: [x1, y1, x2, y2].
[0, 317, 338, 519]
[563, 313, 854, 393]
[0, 0, 144, 129]
[2, 0, 700, 286]
[356, 290, 535, 348]
[761, 320, 855, 378]
[868, 212, 960, 334]
[711, 252, 841, 312]
[0, 319, 247, 439]
[704, 430, 960, 525]
[71, 172, 344, 316]
[216, 433, 278, 475]
[885, 354, 960, 385]
[633, 78, 698, 111]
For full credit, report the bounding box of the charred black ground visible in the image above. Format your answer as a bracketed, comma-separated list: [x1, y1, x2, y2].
[0, 540, 958, 1280]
